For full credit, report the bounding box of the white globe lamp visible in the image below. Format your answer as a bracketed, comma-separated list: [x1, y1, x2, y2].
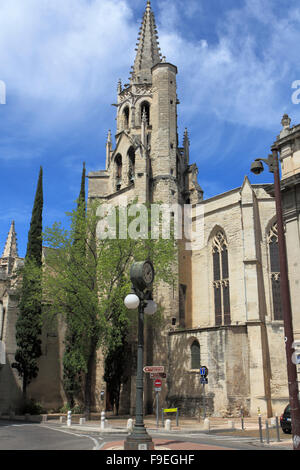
[124, 294, 140, 310]
[144, 300, 157, 315]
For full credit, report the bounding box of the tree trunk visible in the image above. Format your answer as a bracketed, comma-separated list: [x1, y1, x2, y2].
[84, 338, 97, 419]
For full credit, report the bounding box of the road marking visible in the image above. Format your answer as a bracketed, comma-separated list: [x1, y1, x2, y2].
[36, 424, 103, 450]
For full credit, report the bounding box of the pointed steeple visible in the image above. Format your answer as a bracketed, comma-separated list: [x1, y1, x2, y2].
[2, 220, 18, 259]
[130, 1, 162, 84]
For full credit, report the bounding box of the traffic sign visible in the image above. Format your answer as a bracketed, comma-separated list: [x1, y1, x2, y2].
[150, 372, 166, 379]
[154, 378, 162, 388]
[200, 377, 208, 384]
[199, 366, 208, 377]
[143, 366, 165, 373]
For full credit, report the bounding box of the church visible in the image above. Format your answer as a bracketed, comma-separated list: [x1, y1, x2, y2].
[1, 1, 299, 418]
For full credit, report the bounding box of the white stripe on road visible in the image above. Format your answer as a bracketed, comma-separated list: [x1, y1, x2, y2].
[32, 424, 103, 450]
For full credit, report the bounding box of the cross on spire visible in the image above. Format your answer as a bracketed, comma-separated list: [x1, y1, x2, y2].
[130, 1, 162, 84]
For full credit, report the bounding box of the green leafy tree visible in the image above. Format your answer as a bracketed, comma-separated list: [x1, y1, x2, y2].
[63, 163, 87, 408]
[13, 167, 43, 399]
[43, 198, 177, 415]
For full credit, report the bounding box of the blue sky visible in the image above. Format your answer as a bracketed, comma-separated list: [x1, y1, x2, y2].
[1, 0, 300, 257]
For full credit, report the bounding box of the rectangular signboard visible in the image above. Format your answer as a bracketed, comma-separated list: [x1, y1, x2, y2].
[143, 366, 165, 373]
[150, 372, 166, 379]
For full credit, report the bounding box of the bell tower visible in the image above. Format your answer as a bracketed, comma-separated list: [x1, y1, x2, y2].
[87, 0, 203, 414]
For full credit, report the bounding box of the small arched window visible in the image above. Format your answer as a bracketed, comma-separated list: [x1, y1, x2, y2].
[267, 223, 282, 320]
[115, 154, 122, 191]
[128, 147, 135, 183]
[212, 231, 230, 326]
[191, 340, 200, 369]
[123, 106, 129, 129]
[0, 303, 5, 341]
[140, 101, 150, 125]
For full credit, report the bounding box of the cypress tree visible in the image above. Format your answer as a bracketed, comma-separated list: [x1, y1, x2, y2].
[13, 167, 43, 400]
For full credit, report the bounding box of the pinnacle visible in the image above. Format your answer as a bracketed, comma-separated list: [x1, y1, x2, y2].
[130, 1, 162, 84]
[2, 220, 18, 259]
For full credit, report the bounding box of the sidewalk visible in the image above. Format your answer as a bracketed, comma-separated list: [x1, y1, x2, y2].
[50, 414, 293, 449]
[1, 413, 292, 449]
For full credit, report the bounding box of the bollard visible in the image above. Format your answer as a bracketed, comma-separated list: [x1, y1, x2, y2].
[79, 418, 86, 426]
[275, 415, 281, 442]
[42, 415, 47, 423]
[270, 417, 276, 427]
[228, 420, 235, 430]
[165, 419, 171, 431]
[100, 411, 105, 430]
[59, 416, 64, 424]
[265, 420, 270, 444]
[127, 418, 133, 432]
[240, 407, 244, 430]
[258, 415, 263, 443]
[203, 418, 210, 431]
[67, 410, 72, 427]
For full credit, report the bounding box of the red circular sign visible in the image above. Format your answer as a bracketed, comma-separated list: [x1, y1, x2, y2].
[154, 379, 162, 387]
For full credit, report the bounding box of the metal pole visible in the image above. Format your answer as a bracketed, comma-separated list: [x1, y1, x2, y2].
[156, 392, 159, 428]
[176, 409, 179, 427]
[241, 407, 244, 431]
[276, 415, 281, 442]
[124, 300, 154, 450]
[258, 415, 263, 443]
[203, 383, 206, 419]
[272, 148, 300, 450]
[162, 409, 164, 428]
[265, 419, 270, 444]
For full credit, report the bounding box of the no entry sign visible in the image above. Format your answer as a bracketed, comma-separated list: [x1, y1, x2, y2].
[154, 378, 162, 388]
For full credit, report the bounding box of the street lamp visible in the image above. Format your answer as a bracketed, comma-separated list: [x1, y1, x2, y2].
[251, 149, 300, 450]
[124, 261, 156, 451]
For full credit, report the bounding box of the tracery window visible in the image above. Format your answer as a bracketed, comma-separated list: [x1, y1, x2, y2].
[267, 223, 282, 320]
[212, 231, 231, 326]
[140, 101, 150, 125]
[123, 106, 129, 129]
[115, 154, 122, 191]
[128, 147, 135, 184]
[190, 340, 200, 370]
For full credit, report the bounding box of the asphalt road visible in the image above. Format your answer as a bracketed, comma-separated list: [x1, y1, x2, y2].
[0, 421, 289, 451]
[0, 421, 102, 450]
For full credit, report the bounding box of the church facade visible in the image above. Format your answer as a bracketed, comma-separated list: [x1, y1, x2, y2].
[1, 1, 299, 418]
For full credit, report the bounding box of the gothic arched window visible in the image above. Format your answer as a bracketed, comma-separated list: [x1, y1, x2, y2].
[212, 231, 231, 326]
[128, 147, 135, 184]
[115, 154, 122, 191]
[191, 340, 200, 370]
[267, 223, 282, 320]
[123, 106, 129, 129]
[140, 101, 150, 125]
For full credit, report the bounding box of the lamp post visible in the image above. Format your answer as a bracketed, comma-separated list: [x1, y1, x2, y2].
[123, 261, 157, 451]
[251, 149, 300, 450]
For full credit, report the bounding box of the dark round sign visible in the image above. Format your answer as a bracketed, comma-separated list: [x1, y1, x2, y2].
[199, 366, 208, 377]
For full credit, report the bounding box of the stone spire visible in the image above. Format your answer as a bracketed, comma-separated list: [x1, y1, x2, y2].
[2, 220, 18, 259]
[130, 1, 162, 84]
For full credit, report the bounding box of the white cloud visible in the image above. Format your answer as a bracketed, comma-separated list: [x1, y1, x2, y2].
[158, 0, 300, 130]
[1, 0, 300, 138]
[0, 0, 136, 103]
